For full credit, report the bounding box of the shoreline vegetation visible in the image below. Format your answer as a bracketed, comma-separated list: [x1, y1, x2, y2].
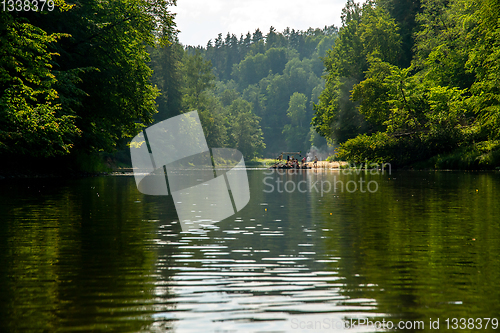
[3, 0, 500, 175]
[2, 155, 499, 181]
[311, 0, 500, 171]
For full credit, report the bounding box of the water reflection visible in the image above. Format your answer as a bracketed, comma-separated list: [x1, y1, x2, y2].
[0, 177, 174, 332]
[0, 170, 499, 332]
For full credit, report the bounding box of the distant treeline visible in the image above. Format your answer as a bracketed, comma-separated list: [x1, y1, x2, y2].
[160, 25, 339, 156]
[313, 0, 500, 168]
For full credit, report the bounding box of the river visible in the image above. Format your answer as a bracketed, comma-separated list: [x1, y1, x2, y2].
[0, 169, 499, 332]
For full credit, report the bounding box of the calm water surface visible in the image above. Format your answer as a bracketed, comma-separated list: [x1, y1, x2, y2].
[0, 170, 499, 332]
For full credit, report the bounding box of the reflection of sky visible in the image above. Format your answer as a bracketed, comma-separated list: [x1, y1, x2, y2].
[151, 170, 383, 332]
[173, 0, 352, 47]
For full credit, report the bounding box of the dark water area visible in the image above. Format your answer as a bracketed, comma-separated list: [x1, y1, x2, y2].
[0, 170, 499, 332]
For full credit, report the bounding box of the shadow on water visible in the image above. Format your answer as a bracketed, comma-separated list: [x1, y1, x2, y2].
[0, 170, 499, 332]
[0, 176, 179, 332]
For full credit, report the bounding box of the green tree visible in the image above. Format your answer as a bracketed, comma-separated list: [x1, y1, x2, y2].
[359, 3, 402, 65]
[265, 47, 288, 75]
[266, 26, 287, 49]
[226, 98, 265, 158]
[283, 92, 309, 151]
[313, 1, 401, 144]
[0, 5, 80, 157]
[377, 0, 422, 67]
[264, 74, 290, 151]
[465, 0, 500, 139]
[287, 92, 308, 128]
[312, 0, 365, 144]
[180, 50, 230, 147]
[188, 24, 338, 156]
[351, 57, 395, 130]
[242, 84, 266, 117]
[413, 0, 475, 90]
[232, 53, 269, 87]
[182, 50, 215, 111]
[149, 40, 184, 122]
[45, 0, 177, 153]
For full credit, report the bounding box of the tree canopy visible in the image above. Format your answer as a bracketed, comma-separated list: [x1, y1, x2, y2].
[184, 25, 338, 156]
[1, 0, 177, 164]
[4, 0, 499, 169]
[312, 0, 500, 168]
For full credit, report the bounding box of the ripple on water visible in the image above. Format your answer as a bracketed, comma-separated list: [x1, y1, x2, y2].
[149, 218, 384, 333]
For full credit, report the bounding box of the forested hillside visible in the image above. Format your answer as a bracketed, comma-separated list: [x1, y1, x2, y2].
[313, 0, 500, 168]
[177, 26, 338, 156]
[149, 42, 267, 159]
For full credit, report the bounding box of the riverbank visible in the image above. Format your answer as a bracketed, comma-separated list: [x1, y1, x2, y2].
[3, 149, 499, 181]
[0, 153, 113, 180]
[332, 138, 500, 171]
[410, 141, 500, 170]
[248, 158, 350, 169]
[0, 170, 110, 180]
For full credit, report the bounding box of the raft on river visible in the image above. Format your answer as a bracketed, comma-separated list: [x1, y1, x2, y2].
[268, 151, 312, 170]
[269, 164, 311, 170]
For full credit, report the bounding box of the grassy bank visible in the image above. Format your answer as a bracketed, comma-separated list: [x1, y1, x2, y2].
[246, 158, 276, 167]
[326, 140, 500, 171]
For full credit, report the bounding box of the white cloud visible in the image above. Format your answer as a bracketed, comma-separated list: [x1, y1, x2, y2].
[172, 0, 349, 46]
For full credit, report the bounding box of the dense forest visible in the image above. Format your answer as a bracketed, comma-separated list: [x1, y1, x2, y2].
[0, 0, 177, 171]
[150, 25, 338, 157]
[2, 0, 500, 172]
[0, 0, 335, 171]
[313, 0, 500, 168]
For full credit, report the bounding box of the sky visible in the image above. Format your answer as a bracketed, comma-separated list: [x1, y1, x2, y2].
[172, 0, 350, 47]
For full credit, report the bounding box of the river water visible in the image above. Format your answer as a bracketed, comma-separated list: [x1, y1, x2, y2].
[0, 169, 499, 332]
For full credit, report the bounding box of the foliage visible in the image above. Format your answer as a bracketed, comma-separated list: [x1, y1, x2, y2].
[282, 93, 309, 151]
[426, 141, 500, 170]
[226, 98, 266, 159]
[6, 0, 500, 169]
[181, 50, 215, 111]
[312, 0, 401, 144]
[0, 0, 178, 164]
[466, 0, 500, 140]
[150, 47, 266, 159]
[44, 0, 177, 153]
[313, 0, 500, 168]
[350, 57, 394, 130]
[189, 25, 337, 155]
[0, 5, 80, 157]
[149, 41, 184, 122]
